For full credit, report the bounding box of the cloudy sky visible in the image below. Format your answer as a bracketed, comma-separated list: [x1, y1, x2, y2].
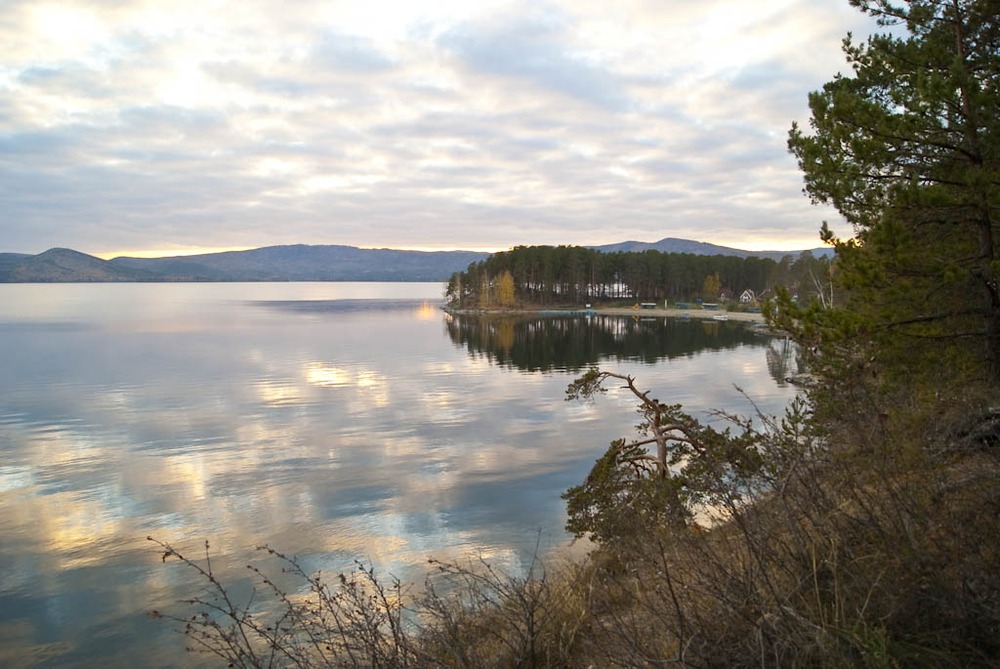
[1, 0, 881, 258]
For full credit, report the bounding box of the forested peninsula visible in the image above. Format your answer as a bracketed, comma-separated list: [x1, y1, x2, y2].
[445, 244, 831, 308]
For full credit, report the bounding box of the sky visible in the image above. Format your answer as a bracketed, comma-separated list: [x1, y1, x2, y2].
[0, 0, 883, 258]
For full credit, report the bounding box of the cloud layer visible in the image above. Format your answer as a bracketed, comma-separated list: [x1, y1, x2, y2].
[0, 0, 879, 256]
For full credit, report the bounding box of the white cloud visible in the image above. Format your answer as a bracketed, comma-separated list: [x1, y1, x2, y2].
[0, 0, 881, 255]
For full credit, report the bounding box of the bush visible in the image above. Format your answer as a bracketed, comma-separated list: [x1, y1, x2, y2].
[560, 369, 1000, 667]
[149, 536, 592, 668]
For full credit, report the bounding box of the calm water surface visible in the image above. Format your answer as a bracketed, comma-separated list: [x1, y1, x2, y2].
[0, 283, 800, 667]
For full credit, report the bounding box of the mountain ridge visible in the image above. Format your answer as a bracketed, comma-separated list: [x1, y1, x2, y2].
[589, 237, 832, 260]
[0, 239, 832, 283]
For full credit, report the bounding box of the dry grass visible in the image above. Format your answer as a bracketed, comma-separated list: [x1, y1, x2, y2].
[570, 388, 1000, 667]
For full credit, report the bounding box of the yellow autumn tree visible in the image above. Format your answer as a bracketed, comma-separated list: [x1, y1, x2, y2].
[498, 271, 515, 308]
[702, 272, 720, 302]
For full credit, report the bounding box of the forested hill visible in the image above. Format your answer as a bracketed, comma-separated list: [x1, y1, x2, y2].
[0, 239, 829, 283]
[0, 245, 490, 282]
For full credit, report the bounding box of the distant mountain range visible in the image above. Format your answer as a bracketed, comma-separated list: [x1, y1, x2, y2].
[0, 246, 490, 283]
[0, 239, 831, 283]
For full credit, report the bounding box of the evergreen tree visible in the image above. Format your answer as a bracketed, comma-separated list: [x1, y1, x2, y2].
[788, 0, 999, 387]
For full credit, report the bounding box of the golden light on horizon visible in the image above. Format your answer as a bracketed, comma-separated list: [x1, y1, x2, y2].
[93, 246, 257, 260]
[91, 244, 506, 260]
[715, 238, 828, 253]
[361, 245, 506, 253]
[86, 238, 832, 261]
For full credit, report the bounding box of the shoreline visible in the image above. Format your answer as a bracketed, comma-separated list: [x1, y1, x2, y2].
[593, 306, 765, 322]
[444, 305, 767, 323]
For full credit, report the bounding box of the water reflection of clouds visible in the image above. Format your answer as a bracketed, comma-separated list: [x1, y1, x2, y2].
[355, 369, 390, 407]
[6, 346, 788, 566]
[0, 465, 33, 492]
[415, 387, 471, 425]
[254, 378, 304, 407]
[305, 362, 351, 387]
[0, 286, 801, 666]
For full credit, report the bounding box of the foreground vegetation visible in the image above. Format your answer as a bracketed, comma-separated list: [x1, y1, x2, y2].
[150, 379, 999, 667]
[153, 1, 998, 665]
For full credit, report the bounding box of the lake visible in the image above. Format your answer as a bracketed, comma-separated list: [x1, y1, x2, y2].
[0, 282, 801, 667]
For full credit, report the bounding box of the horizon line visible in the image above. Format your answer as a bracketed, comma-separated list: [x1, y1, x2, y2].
[8, 238, 830, 260]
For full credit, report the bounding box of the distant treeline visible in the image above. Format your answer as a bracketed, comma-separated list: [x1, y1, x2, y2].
[446, 245, 831, 307]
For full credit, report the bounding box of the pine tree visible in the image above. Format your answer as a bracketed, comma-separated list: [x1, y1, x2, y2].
[788, 0, 999, 387]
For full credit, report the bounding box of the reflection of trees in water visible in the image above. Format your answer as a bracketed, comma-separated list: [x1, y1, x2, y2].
[765, 337, 804, 387]
[444, 314, 770, 372]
